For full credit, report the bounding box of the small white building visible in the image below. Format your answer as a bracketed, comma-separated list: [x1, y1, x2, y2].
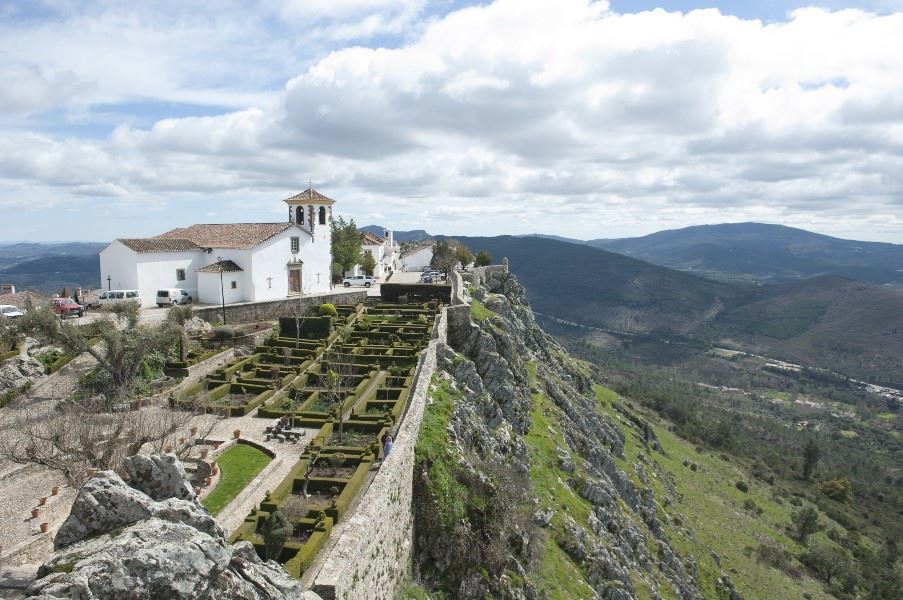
[352, 230, 399, 279]
[99, 189, 336, 306]
[401, 244, 434, 272]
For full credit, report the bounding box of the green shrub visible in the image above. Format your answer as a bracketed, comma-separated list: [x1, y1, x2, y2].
[817, 478, 853, 504]
[743, 498, 763, 515]
[318, 303, 338, 317]
[213, 326, 237, 339]
[736, 480, 749, 493]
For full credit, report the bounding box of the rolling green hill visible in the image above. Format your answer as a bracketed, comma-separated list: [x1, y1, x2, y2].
[457, 235, 903, 385]
[588, 223, 903, 286]
[456, 235, 739, 334]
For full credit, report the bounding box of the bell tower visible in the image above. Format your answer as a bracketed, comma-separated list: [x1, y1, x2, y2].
[282, 187, 334, 244]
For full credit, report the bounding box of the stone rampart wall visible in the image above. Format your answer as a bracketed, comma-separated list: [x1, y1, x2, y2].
[310, 308, 447, 600]
[193, 290, 366, 324]
[467, 264, 508, 287]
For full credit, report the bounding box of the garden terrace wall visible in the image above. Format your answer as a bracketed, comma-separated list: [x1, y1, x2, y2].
[379, 283, 451, 303]
[310, 307, 447, 600]
[193, 290, 366, 324]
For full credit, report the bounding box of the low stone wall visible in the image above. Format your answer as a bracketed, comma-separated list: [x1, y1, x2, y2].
[310, 309, 447, 600]
[193, 290, 367, 324]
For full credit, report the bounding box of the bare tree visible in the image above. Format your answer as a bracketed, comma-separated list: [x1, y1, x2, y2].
[318, 350, 358, 445]
[0, 396, 219, 487]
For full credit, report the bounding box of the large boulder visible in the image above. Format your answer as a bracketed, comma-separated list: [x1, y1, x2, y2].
[31, 455, 307, 599]
[32, 521, 306, 600]
[54, 470, 222, 549]
[183, 316, 213, 337]
[122, 453, 196, 501]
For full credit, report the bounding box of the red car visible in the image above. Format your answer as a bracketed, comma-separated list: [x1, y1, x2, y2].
[51, 297, 85, 318]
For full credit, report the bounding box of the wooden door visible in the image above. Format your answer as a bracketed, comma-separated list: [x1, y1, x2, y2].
[288, 268, 301, 294]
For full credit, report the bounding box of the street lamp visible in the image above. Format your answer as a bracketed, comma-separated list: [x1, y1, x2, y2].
[217, 256, 226, 325]
[106, 275, 111, 291]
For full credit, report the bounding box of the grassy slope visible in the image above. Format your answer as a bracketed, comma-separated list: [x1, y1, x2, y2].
[594, 385, 839, 600]
[203, 443, 272, 516]
[524, 356, 842, 599]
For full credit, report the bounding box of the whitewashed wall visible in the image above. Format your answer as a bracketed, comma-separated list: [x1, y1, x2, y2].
[135, 251, 204, 306]
[98, 241, 139, 294]
[402, 247, 432, 271]
[198, 269, 248, 305]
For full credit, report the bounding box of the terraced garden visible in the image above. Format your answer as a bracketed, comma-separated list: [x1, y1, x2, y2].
[214, 299, 439, 578]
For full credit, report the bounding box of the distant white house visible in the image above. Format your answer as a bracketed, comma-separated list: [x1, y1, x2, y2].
[352, 230, 399, 279]
[402, 244, 433, 272]
[99, 189, 336, 306]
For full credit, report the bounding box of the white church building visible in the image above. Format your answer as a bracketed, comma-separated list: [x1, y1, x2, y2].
[99, 189, 336, 306]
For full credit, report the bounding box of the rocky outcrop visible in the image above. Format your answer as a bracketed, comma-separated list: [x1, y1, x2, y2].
[122, 453, 196, 501]
[414, 270, 706, 600]
[27, 455, 308, 600]
[0, 355, 44, 394]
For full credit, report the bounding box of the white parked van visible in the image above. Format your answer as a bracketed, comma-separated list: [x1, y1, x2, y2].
[87, 290, 142, 309]
[156, 288, 193, 307]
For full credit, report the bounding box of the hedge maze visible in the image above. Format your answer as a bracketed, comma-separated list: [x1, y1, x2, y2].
[221, 299, 438, 578]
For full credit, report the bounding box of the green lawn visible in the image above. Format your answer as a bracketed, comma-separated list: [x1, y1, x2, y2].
[202, 443, 272, 516]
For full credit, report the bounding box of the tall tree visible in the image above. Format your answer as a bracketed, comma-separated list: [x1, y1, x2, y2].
[803, 439, 820, 481]
[455, 246, 474, 270]
[360, 251, 377, 276]
[331, 216, 363, 279]
[474, 250, 492, 267]
[431, 241, 457, 273]
[791, 506, 821, 544]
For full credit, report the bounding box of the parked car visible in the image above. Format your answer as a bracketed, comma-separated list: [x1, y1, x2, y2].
[51, 297, 85, 318]
[420, 274, 433, 283]
[156, 288, 193, 307]
[87, 290, 142, 309]
[342, 275, 375, 287]
[0, 304, 24, 319]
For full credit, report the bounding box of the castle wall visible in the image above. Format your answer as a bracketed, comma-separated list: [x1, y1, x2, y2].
[310, 307, 448, 600]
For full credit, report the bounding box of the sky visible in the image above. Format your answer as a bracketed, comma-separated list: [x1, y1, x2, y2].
[2, 0, 903, 244]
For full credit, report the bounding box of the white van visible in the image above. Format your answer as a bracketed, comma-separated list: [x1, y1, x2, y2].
[156, 288, 193, 307]
[88, 290, 142, 309]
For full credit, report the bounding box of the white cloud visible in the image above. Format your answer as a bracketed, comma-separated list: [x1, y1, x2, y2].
[2, 0, 903, 242]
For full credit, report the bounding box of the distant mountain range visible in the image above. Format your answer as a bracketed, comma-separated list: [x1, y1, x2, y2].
[584, 222, 903, 286]
[359, 225, 432, 243]
[455, 235, 903, 386]
[0, 242, 104, 294]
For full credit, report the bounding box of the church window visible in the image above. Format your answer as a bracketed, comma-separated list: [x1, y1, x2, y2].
[231, 280, 238, 289]
[318, 206, 326, 225]
[290, 236, 299, 253]
[296, 206, 304, 225]
[267, 277, 272, 289]
[176, 268, 186, 281]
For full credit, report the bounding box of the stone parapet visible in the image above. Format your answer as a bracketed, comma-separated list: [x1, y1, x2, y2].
[468, 264, 508, 287]
[310, 309, 447, 600]
[193, 290, 366, 324]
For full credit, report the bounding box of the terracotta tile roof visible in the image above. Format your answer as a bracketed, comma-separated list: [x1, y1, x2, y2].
[119, 238, 202, 253]
[362, 232, 385, 245]
[155, 223, 293, 250]
[282, 188, 336, 206]
[197, 260, 244, 273]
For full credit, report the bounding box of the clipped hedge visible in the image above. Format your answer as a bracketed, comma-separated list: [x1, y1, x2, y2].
[278, 316, 332, 340]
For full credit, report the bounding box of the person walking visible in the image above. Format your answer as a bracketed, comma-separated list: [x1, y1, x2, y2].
[383, 433, 393, 459]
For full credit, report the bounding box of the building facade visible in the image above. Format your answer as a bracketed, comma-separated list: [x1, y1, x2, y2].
[99, 189, 335, 306]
